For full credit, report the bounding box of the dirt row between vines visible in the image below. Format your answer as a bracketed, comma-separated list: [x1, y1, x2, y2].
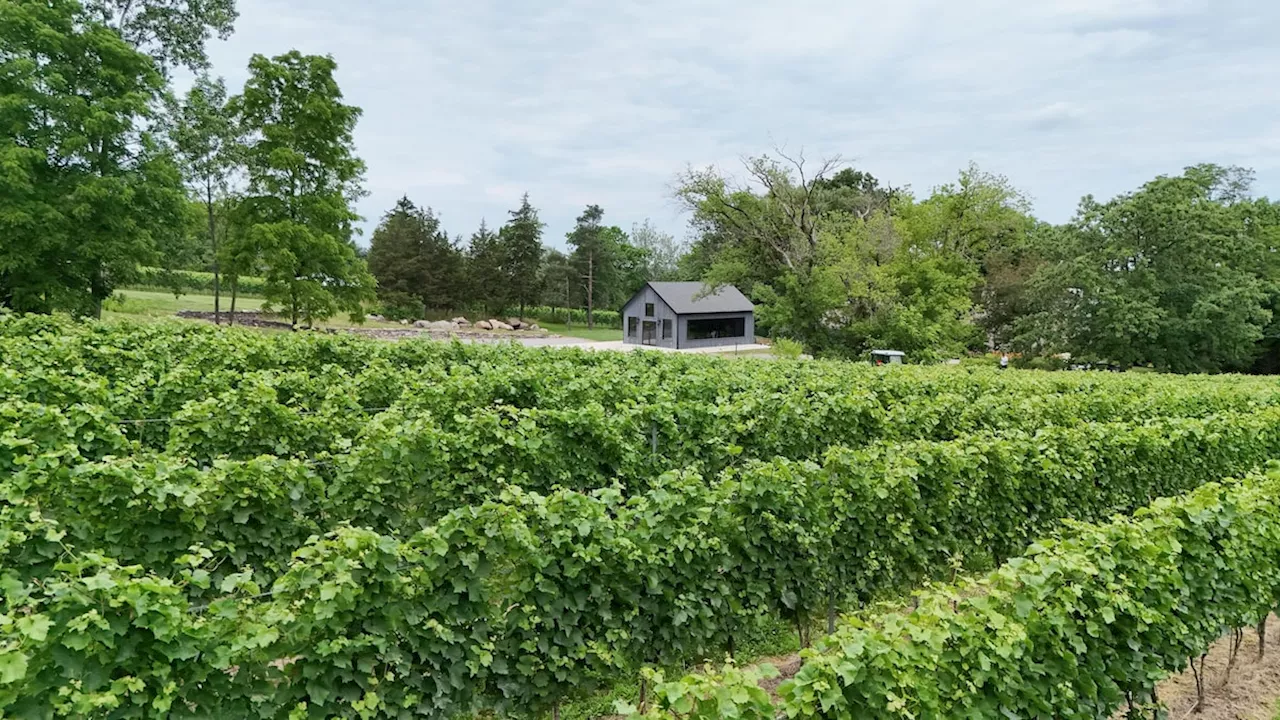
[1151, 615, 1280, 720]
[598, 616, 1280, 719]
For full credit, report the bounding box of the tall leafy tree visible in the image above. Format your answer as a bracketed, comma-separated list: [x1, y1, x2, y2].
[499, 193, 544, 318]
[674, 150, 847, 347]
[1018, 165, 1276, 372]
[367, 197, 463, 316]
[0, 0, 185, 316]
[231, 51, 374, 325]
[676, 152, 989, 358]
[85, 0, 237, 72]
[169, 74, 241, 322]
[609, 230, 649, 307]
[538, 249, 576, 309]
[894, 164, 1036, 348]
[630, 219, 685, 281]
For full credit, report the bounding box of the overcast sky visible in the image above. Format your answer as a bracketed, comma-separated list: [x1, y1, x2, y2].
[205, 0, 1280, 249]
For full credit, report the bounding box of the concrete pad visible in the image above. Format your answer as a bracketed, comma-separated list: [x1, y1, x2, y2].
[571, 340, 773, 355]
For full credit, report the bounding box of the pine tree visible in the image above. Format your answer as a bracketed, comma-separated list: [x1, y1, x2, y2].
[468, 220, 507, 314]
[367, 197, 463, 316]
[567, 205, 621, 329]
[499, 193, 544, 318]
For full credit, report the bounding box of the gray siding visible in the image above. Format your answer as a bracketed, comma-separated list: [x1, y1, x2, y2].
[621, 287, 678, 348]
[677, 311, 755, 350]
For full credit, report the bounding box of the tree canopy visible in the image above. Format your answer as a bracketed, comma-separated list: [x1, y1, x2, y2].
[0, 0, 185, 316]
[367, 198, 464, 317]
[229, 51, 373, 325]
[1017, 165, 1278, 372]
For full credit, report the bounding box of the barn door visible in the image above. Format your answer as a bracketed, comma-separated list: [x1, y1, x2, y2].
[642, 321, 657, 345]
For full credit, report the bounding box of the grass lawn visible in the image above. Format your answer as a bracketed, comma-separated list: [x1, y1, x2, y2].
[539, 321, 622, 342]
[106, 289, 265, 318]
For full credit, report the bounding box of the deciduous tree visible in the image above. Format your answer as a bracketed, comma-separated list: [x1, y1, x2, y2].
[0, 0, 185, 316]
[169, 74, 241, 322]
[85, 0, 237, 72]
[231, 51, 374, 326]
[630, 219, 685, 281]
[1018, 165, 1276, 372]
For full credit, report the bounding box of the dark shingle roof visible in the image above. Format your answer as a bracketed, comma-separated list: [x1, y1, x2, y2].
[647, 282, 754, 315]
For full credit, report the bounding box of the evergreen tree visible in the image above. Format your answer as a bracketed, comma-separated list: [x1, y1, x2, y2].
[498, 193, 544, 318]
[567, 205, 621, 329]
[367, 197, 463, 317]
[468, 220, 507, 314]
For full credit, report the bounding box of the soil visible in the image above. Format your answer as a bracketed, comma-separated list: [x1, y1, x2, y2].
[1145, 616, 1280, 720]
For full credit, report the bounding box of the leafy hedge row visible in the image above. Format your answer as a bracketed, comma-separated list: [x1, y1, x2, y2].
[9, 317, 1280, 439]
[9, 327, 1280, 487]
[122, 266, 268, 297]
[640, 466, 1280, 719]
[7, 405, 1280, 717]
[518, 305, 623, 329]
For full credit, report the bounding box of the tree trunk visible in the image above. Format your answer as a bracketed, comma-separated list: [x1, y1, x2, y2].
[230, 278, 238, 326]
[91, 262, 104, 319]
[586, 254, 595, 330]
[207, 183, 220, 324]
[1259, 615, 1269, 660]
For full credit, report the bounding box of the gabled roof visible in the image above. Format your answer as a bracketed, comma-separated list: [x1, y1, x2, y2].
[645, 282, 754, 315]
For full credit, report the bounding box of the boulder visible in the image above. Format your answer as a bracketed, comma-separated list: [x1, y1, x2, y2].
[399, 319, 409, 326]
[490, 319, 513, 331]
[413, 320, 430, 328]
[529, 323, 541, 331]
[427, 320, 455, 331]
[507, 318, 525, 330]
[368, 314, 385, 322]
[475, 320, 493, 330]
[451, 316, 469, 325]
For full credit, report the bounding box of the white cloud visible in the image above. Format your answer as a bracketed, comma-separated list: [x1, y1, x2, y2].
[205, 0, 1280, 246]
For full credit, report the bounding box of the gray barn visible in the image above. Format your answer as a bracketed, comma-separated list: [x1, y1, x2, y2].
[621, 282, 755, 350]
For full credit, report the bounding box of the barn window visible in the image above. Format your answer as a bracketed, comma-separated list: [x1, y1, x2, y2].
[687, 317, 746, 340]
[644, 303, 655, 317]
[628, 317, 638, 337]
[662, 319, 672, 339]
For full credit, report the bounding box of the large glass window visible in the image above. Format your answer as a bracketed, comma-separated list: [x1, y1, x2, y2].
[662, 319, 672, 339]
[627, 317, 639, 337]
[687, 316, 746, 340]
[644, 302, 655, 317]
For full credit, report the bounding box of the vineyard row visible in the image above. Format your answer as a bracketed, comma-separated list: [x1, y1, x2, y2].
[5, 406, 1280, 717]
